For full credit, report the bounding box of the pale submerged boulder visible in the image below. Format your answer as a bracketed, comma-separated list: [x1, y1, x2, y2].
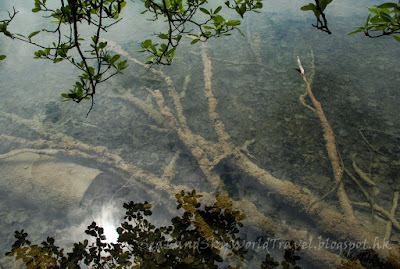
[0, 150, 102, 210]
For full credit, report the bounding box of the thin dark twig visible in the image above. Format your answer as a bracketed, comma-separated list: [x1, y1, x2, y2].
[312, 0, 331, 34]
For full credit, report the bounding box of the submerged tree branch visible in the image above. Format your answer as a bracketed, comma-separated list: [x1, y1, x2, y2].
[297, 56, 354, 220]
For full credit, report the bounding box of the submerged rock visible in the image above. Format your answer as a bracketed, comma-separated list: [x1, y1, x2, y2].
[0, 150, 102, 211]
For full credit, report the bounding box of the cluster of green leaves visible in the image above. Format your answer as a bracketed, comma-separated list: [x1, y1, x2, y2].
[6, 191, 248, 268]
[1, 0, 128, 115]
[6, 190, 307, 268]
[300, 0, 332, 34]
[349, 1, 400, 42]
[0, 7, 19, 60]
[1, 0, 263, 113]
[138, 0, 263, 64]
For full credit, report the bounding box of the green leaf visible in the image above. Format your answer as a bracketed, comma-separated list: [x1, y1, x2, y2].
[212, 15, 225, 25]
[301, 4, 316, 12]
[0, 55, 6, 60]
[111, 54, 121, 63]
[318, 0, 333, 11]
[118, 60, 128, 70]
[158, 34, 169, 39]
[200, 7, 210, 15]
[377, 3, 398, 9]
[57, 48, 67, 58]
[347, 28, 363, 35]
[190, 39, 199, 45]
[32, 7, 41, 13]
[365, 14, 371, 28]
[379, 11, 393, 22]
[91, 35, 98, 43]
[393, 35, 400, 42]
[169, 47, 176, 59]
[53, 58, 63, 63]
[236, 27, 245, 37]
[254, 2, 263, 9]
[98, 42, 107, 49]
[214, 6, 222, 14]
[141, 39, 152, 48]
[0, 23, 6, 32]
[28, 31, 41, 39]
[202, 31, 212, 37]
[240, 3, 246, 15]
[88, 66, 95, 75]
[367, 7, 381, 15]
[150, 45, 157, 54]
[77, 87, 83, 97]
[370, 16, 385, 24]
[226, 20, 241, 26]
[4, 31, 12, 37]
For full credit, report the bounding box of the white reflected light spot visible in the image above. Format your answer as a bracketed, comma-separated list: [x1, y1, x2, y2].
[102, 222, 119, 243]
[97, 204, 120, 244]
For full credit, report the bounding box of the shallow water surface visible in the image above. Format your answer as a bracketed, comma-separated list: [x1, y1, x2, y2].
[1, 0, 400, 268]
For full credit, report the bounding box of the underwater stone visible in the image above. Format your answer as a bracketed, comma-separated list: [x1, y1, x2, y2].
[0, 150, 102, 211]
[44, 101, 61, 123]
